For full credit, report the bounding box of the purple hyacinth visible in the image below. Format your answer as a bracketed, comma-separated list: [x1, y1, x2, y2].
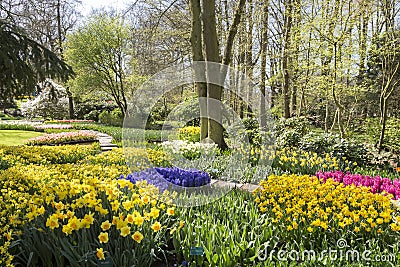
[119, 167, 211, 192]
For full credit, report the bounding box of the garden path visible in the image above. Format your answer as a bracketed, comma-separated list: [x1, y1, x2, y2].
[210, 179, 261, 192]
[94, 131, 118, 151]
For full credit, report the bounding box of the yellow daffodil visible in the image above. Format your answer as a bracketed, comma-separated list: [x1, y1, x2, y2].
[132, 231, 144, 243]
[98, 232, 109, 244]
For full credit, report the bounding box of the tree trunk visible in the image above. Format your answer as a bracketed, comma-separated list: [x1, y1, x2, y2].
[189, 0, 208, 140]
[245, 0, 254, 115]
[201, 0, 245, 149]
[202, 0, 227, 149]
[331, 42, 345, 138]
[378, 98, 388, 152]
[57, 0, 74, 119]
[260, 0, 269, 129]
[282, 0, 293, 118]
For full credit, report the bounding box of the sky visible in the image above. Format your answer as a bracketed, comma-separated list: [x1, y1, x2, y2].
[79, 0, 132, 17]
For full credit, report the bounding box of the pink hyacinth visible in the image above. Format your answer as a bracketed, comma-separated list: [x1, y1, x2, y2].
[316, 170, 400, 200]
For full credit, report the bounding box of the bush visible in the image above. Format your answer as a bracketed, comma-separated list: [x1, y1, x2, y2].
[274, 116, 311, 137]
[299, 132, 337, 154]
[276, 130, 302, 148]
[98, 108, 123, 127]
[21, 79, 69, 119]
[330, 138, 370, 166]
[73, 99, 117, 121]
[273, 116, 311, 148]
[299, 132, 370, 167]
[242, 117, 261, 146]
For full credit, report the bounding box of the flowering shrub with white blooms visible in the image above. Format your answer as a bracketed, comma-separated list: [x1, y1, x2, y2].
[21, 79, 69, 119]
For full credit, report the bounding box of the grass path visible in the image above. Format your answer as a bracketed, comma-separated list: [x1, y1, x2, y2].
[0, 130, 44, 146]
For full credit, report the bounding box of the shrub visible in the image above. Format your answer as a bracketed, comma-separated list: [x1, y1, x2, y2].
[73, 99, 117, 121]
[299, 132, 370, 167]
[99, 108, 123, 127]
[276, 130, 302, 148]
[274, 116, 311, 137]
[299, 132, 338, 154]
[330, 138, 370, 166]
[21, 79, 69, 119]
[242, 117, 261, 146]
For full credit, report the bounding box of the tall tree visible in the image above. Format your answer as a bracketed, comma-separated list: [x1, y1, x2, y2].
[188, 0, 245, 149]
[65, 14, 140, 118]
[281, 0, 294, 118]
[189, 0, 208, 140]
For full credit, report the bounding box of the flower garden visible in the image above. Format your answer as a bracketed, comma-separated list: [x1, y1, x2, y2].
[1, 119, 400, 267]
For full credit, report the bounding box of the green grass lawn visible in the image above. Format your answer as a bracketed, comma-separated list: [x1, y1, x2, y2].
[0, 130, 44, 146]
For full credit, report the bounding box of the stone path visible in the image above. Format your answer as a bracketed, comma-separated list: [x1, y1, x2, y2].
[94, 131, 118, 151]
[211, 179, 261, 192]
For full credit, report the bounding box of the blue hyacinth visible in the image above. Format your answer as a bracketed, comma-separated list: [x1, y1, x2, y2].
[119, 167, 211, 191]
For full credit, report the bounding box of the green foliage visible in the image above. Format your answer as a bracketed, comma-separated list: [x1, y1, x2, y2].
[330, 139, 370, 166]
[174, 189, 272, 266]
[364, 117, 400, 154]
[274, 116, 311, 148]
[277, 130, 302, 148]
[0, 19, 73, 102]
[275, 116, 311, 137]
[72, 124, 122, 141]
[0, 123, 36, 131]
[73, 99, 117, 121]
[0, 155, 10, 170]
[242, 117, 261, 146]
[299, 132, 370, 167]
[299, 132, 338, 154]
[98, 108, 123, 127]
[65, 14, 144, 117]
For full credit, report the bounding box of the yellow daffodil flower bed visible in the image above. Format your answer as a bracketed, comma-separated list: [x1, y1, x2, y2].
[272, 148, 358, 174]
[254, 174, 400, 243]
[0, 144, 100, 165]
[178, 126, 200, 142]
[0, 145, 180, 267]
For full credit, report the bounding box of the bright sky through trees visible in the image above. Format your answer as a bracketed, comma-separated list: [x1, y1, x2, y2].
[79, 0, 131, 16]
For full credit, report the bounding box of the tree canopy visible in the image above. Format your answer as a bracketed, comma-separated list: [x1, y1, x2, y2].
[65, 14, 145, 118]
